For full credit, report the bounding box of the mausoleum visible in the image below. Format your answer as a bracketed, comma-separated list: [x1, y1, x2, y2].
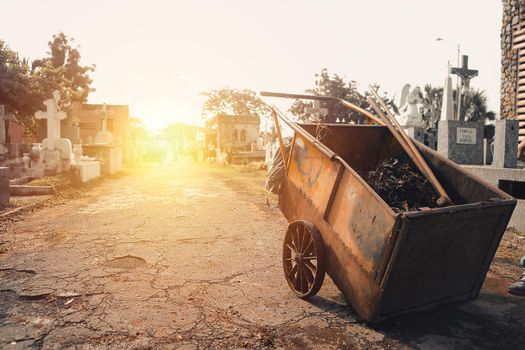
[205, 114, 262, 162]
[70, 102, 130, 162]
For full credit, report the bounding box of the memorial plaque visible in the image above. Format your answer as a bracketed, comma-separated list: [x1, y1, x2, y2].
[438, 120, 483, 164]
[457, 128, 476, 144]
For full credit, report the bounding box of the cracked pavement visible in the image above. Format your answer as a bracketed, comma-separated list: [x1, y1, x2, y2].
[0, 162, 524, 349]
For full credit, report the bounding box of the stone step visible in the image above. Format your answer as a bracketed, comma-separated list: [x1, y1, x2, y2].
[9, 185, 53, 196]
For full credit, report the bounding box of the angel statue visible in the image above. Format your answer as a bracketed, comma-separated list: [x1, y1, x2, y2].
[397, 84, 425, 128]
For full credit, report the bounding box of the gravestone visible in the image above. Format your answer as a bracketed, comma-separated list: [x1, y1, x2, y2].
[94, 103, 114, 144]
[493, 119, 519, 168]
[84, 104, 122, 175]
[0, 167, 8, 205]
[437, 120, 484, 164]
[32, 91, 72, 175]
[438, 56, 483, 164]
[35, 91, 72, 160]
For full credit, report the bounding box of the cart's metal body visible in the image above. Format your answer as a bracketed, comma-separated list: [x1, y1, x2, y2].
[278, 122, 516, 322]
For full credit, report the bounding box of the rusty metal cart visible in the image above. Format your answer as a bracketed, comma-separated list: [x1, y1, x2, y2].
[261, 91, 517, 323]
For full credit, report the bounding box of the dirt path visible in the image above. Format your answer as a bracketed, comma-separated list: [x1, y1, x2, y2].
[0, 162, 524, 349]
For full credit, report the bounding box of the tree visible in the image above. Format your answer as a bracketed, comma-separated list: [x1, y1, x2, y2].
[201, 88, 273, 119]
[460, 89, 496, 122]
[420, 84, 443, 128]
[0, 33, 95, 137]
[0, 40, 34, 118]
[31, 32, 95, 109]
[289, 69, 398, 123]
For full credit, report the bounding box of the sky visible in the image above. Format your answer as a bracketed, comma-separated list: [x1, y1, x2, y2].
[0, 0, 503, 130]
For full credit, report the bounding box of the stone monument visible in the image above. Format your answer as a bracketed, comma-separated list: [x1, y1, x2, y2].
[33, 91, 73, 174]
[441, 69, 455, 122]
[493, 119, 519, 168]
[438, 119, 484, 164]
[397, 84, 425, 128]
[451, 55, 479, 121]
[396, 84, 426, 144]
[94, 103, 114, 144]
[83, 103, 122, 175]
[438, 55, 483, 165]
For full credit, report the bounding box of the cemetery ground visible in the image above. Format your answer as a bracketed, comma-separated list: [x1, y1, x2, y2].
[0, 161, 524, 349]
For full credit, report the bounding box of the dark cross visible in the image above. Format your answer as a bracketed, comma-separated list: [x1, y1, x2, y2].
[451, 55, 478, 121]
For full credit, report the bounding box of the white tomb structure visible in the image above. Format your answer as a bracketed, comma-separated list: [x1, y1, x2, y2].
[94, 103, 114, 144]
[70, 143, 101, 182]
[33, 91, 72, 174]
[26, 91, 100, 181]
[82, 103, 122, 175]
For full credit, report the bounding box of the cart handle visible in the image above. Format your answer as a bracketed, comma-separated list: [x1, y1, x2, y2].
[367, 86, 452, 206]
[271, 108, 288, 170]
[260, 91, 384, 126]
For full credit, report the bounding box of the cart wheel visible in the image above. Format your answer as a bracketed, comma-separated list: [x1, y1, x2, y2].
[282, 220, 326, 299]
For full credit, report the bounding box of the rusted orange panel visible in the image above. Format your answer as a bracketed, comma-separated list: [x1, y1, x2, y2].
[279, 178, 382, 320]
[327, 169, 397, 278]
[288, 134, 340, 215]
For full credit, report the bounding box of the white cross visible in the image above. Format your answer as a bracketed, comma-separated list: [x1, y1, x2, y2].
[96, 103, 114, 132]
[35, 91, 67, 150]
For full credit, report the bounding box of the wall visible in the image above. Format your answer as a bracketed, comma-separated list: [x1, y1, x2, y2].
[6, 120, 35, 144]
[501, 0, 520, 120]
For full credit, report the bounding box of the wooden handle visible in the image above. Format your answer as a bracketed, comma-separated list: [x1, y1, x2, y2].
[272, 109, 288, 171]
[367, 94, 452, 206]
[260, 91, 384, 126]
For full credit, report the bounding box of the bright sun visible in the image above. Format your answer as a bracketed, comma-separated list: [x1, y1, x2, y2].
[131, 96, 205, 131]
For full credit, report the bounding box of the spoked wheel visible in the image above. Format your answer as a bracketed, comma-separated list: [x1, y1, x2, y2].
[282, 220, 326, 299]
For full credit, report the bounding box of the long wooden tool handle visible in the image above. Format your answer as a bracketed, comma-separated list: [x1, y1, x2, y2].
[272, 109, 288, 171]
[260, 91, 384, 126]
[367, 97, 426, 177]
[367, 89, 452, 206]
[368, 97, 452, 207]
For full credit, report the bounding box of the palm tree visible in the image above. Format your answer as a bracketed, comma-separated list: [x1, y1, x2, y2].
[460, 89, 496, 122]
[420, 84, 496, 127]
[421, 84, 443, 128]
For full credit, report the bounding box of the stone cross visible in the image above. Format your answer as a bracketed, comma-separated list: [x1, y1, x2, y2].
[96, 103, 113, 132]
[451, 55, 478, 88]
[451, 55, 478, 121]
[35, 91, 67, 150]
